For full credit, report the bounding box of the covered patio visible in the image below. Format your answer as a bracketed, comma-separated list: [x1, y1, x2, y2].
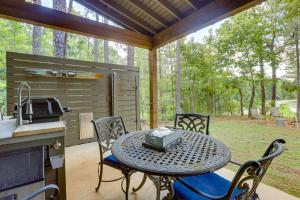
[0, 0, 298, 200]
[65, 141, 299, 200]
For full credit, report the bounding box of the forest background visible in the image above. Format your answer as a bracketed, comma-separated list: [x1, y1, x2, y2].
[0, 0, 299, 123]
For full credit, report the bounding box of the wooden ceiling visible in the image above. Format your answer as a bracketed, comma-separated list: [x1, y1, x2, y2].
[0, 0, 264, 49]
[75, 0, 209, 35]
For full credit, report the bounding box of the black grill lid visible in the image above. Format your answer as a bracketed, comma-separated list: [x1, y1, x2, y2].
[16, 97, 67, 122]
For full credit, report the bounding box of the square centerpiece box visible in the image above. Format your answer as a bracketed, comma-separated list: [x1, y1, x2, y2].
[143, 128, 183, 152]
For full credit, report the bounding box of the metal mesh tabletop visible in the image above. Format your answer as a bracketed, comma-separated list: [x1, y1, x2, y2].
[112, 130, 231, 176]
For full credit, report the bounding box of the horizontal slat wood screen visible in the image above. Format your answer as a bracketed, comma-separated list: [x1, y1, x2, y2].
[6, 52, 140, 146]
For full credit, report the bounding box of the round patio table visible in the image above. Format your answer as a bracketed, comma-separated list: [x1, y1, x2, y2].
[111, 129, 231, 199]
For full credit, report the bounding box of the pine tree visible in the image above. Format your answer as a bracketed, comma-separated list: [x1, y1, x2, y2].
[32, 0, 42, 55]
[53, 0, 66, 58]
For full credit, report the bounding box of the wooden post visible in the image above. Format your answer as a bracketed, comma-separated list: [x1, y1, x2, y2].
[149, 49, 158, 128]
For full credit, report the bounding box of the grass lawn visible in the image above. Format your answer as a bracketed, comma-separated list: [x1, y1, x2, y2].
[210, 118, 300, 197]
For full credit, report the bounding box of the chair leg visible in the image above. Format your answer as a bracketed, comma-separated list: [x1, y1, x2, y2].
[125, 173, 131, 200]
[250, 192, 259, 200]
[132, 174, 147, 192]
[95, 163, 103, 192]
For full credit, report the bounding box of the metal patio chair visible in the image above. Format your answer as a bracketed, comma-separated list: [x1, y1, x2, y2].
[270, 107, 283, 118]
[249, 108, 264, 120]
[173, 139, 285, 200]
[91, 116, 133, 200]
[167, 113, 210, 135]
[150, 113, 211, 199]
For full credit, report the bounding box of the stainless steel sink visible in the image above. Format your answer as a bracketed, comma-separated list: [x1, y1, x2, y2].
[0, 119, 17, 139]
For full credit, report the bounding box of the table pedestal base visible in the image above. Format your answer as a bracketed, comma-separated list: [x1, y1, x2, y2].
[132, 175, 174, 200]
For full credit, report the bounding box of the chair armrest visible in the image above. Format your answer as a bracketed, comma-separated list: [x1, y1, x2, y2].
[22, 184, 59, 200]
[165, 126, 177, 130]
[176, 178, 226, 200]
[230, 160, 243, 166]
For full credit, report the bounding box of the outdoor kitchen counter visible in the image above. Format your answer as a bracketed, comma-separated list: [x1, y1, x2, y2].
[0, 119, 66, 141]
[13, 121, 65, 138]
[0, 120, 66, 200]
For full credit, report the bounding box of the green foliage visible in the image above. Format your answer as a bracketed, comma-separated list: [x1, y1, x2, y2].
[155, 0, 299, 120]
[135, 48, 149, 121]
[280, 103, 296, 119]
[211, 119, 300, 197]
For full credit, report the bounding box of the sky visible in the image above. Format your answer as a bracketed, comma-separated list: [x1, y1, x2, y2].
[186, 21, 224, 43]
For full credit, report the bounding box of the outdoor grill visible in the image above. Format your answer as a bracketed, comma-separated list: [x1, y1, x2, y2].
[15, 97, 71, 123]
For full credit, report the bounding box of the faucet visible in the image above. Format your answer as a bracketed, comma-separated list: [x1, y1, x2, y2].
[17, 82, 33, 126]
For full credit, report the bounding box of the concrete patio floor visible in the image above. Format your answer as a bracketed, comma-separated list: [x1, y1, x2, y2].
[65, 142, 299, 200]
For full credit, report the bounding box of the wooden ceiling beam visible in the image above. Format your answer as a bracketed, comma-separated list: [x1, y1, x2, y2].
[157, 0, 183, 20]
[153, 0, 264, 48]
[75, 0, 153, 35]
[127, 0, 169, 28]
[99, 0, 158, 35]
[184, 0, 200, 10]
[0, 0, 153, 49]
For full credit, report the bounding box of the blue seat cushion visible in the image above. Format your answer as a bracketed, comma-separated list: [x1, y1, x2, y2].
[103, 155, 120, 166]
[173, 172, 245, 200]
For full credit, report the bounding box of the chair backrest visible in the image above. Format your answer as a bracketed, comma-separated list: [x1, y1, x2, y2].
[226, 139, 285, 200]
[91, 116, 127, 153]
[174, 113, 210, 135]
[250, 108, 260, 117]
[270, 107, 280, 116]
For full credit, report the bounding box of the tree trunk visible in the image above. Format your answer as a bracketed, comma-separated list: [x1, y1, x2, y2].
[32, 0, 42, 55]
[259, 59, 266, 115]
[103, 17, 109, 63]
[295, 24, 300, 121]
[158, 49, 163, 100]
[158, 48, 162, 79]
[248, 83, 256, 118]
[245, 49, 256, 118]
[239, 88, 244, 116]
[175, 40, 181, 113]
[87, 37, 90, 58]
[270, 34, 277, 107]
[127, 46, 134, 66]
[94, 15, 99, 62]
[53, 0, 66, 58]
[271, 63, 277, 107]
[191, 74, 196, 113]
[63, 0, 73, 58]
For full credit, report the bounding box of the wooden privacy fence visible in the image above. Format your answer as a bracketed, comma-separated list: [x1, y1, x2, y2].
[6, 52, 140, 146]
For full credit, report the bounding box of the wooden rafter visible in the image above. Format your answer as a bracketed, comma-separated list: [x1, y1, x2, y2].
[127, 0, 169, 28]
[184, 0, 199, 10]
[157, 0, 183, 20]
[153, 0, 264, 48]
[75, 0, 153, 35]
[99, 0, 158, 35]
[0, 0, 153, 49]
